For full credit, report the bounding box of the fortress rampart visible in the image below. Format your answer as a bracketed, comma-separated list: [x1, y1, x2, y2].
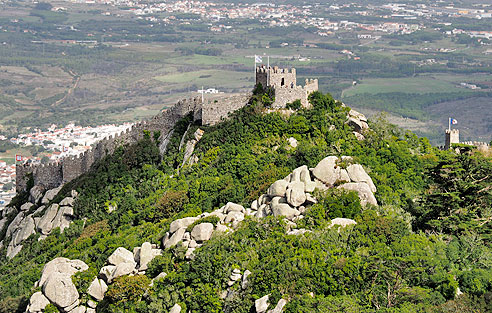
[201, 94, 251, 126]
[16, 96, 205, 192]
[16, 65, 314, 193]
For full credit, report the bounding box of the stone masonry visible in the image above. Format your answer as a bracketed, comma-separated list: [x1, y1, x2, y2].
[256, 65, 318, 109]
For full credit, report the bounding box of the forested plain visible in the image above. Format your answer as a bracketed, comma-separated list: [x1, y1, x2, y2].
[0, 91, 491, 312]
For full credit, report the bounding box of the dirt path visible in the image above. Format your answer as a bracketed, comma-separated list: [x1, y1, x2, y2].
[52, 70, 80, 106]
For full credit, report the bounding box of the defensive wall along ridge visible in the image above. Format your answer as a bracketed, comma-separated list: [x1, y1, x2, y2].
[16, 66, 319, 193]
[16, 94, 251, 193]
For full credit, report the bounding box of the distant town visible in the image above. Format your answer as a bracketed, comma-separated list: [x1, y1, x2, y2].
[44, 0, 492, 42]
[0, 122, 132, 211]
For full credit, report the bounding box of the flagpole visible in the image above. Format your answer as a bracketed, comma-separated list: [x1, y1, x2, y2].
[448, 118, 451, 131]
[254, 55, 257, 80]
[267, 55, 270, 86]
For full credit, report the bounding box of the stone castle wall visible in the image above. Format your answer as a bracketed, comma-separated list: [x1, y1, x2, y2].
[445, 129, 460, 150]
[256, 66, 297, 89]
[273, 86, 309, 108]
[201, 94, 251, 126]
[16, 97, 204, 192]
[255, 66, 318, 109]
[16, 65, 319, 193]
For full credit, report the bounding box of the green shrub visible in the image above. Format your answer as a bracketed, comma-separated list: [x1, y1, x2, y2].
[106, 275, 151, 303]
[286, 99, 302, 110]
[44, 304, 61, 313]
[156, 190, 189, 220]
[146, 253, 174, 279]
[186, 215, 220, 232]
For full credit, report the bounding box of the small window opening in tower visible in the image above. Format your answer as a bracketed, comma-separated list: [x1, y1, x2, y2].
[281, 78, 285, 86]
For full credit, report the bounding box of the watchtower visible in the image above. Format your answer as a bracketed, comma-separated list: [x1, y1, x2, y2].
[256, 66, 297, 89]
[444, 129, 459, 150]
[255, 65, 318, 109]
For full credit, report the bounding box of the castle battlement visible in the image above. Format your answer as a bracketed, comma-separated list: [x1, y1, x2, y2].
[462, 141, 490, 147]
[16, 96, 205, 192]
[256, 65, 318, 109]
[444, 129, 460, 150]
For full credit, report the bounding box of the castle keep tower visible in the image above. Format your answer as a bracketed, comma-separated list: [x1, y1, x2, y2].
[256, 65, 318, 109]
[444, 129, 459, 150]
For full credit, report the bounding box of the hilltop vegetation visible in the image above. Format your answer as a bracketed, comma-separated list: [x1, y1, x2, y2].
[0, 92, 491, 312]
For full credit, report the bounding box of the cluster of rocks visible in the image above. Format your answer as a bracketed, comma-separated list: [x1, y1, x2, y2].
[346, 108, 369, 141]
[26, 242, 163, 313]
[181, 128, 204, 168]
[162, 212, 233, 260]
[253, 155, 377, 222]
[162, 155, 376, 262]
[26, 258, 90, 313]
[255, 294, 288, 313]
[1, 185, 77, 259]
[99, 243, 163, 285]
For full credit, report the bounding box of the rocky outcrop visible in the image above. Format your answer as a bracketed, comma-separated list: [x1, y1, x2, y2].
[108, 247, 136, 266]
[4, 188, 78, 259]
[191, 223, 214, 242]
[25, 291, 50, 313]
[26, 258, 88, 313]
[88, 278, 108, 301]
[252, 156, 377, 228]
[25, 241, 163, 312]
[227, 268, 242, 286]
[38, 258, 89, 287]
[346, 164, 377, 192]
[242, 270, 252, 290]
[42, 186, 62, 204]
[169, 217, 198, 234]
[138, 241, 153, 271]
[330, 218, 357, 228]
[255, 294, 270, 313]
[100, 243, 162, 284]
[268, 180, 289, 197]
[312, 156, 341, 186]
[338, 182, 377, 206]
[346, 109, 369, 141]
[43, 272, 80, 309]
[169, 303, 182, 313]
[163, 227, 187, 249]
[29, 186, 45, 204]
[268, 299, 288, 313]
[181, 128, 204, 167]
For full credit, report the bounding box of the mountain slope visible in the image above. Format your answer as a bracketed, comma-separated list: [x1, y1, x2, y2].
[0, 91, 491, 313]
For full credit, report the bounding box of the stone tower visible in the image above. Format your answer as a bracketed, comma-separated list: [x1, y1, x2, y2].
[445, 129, 459, 150]
[256, 66, 297, 89]
[255, 65, 318, 109]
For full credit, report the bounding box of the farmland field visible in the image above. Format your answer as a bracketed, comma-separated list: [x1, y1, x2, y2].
[342, 76, 466, 97]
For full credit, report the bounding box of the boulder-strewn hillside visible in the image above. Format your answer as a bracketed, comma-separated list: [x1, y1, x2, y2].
[0, 91, 491, 313]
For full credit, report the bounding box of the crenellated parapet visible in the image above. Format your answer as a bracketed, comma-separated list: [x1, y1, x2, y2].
[255, 65, 318, 109]
[201, 94, 251, 126]
[16, 96, 204, 193]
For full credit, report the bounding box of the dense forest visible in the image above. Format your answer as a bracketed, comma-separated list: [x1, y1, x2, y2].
[0, 91, 491, 312]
